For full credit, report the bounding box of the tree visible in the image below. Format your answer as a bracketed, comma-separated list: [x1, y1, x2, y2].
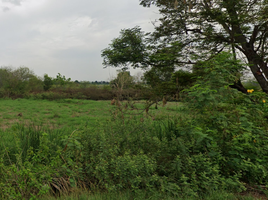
[139, 0, 268, 93]
[28, 75, 43, 92]
[171, 69, 196, 88]
[43, 74, 53, 91]
[101, 27, 149, 70]
[0, 66, 40, 97]
[54, 73, 71, 87]
[101, 27, 183, 95]
[110, 70, 134, 89]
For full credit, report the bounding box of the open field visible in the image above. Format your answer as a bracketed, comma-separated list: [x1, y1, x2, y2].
[0, 98, 183, 130]
[0, 99, 110, 130]
[1, 96, 268, 199]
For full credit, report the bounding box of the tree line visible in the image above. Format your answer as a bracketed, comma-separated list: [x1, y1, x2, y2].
[0, 66, 111, 99]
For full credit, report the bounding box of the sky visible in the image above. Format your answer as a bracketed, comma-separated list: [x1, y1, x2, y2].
[0, 0, 160, 81]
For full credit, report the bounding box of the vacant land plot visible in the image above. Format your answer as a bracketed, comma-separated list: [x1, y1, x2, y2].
[0, 98, 267, 200]
[0, 98, 183, 130]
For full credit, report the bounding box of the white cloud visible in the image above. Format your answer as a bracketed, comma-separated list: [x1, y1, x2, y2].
[0, 0, 160, 81]
[2, 0, 23, 6]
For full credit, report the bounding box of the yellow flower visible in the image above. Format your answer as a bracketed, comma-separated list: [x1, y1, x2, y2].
[247, 89, 254, 93]
[263, 99, 266, 103]
[253, 139, 257, 143]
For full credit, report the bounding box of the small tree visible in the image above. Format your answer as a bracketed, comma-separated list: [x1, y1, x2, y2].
[110, 70, 134, 100]
[0, 66, 38, 97]
[43, 74, 53, 91]
[54, 73, 71, 87]
[28, 75, 43, 92]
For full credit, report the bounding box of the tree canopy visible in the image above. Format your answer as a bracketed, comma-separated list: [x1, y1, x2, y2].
[101, 0, 268, 93]
[101, 26, 183, 72]
[101, 27, 148, 70]
[138, 0, 268, 93]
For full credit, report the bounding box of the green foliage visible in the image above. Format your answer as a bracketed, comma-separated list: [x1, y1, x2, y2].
[80, 115, 240, 197]
[80, 52, 268, 196]
[54, 73, 71, 87]
[101, 27, 148, 70]
[141, 68, 176, 102]
[171, 70, 196, 88]
[28, 75, 44, 92]
[0, 66, 42, 98]
[139, 0, 268, 92]
[242, 79, 262, 91]
[0, 132, 61, 199]
[39, 189, 263, 200]
[144, 67, 173, 85]
[141, 69, 196, 103]
[182, 52, 268, 186]
[43, 73, 72, 92]
[0, 126, 88, 199]
[101, 27, 186, 100]
[2, 52, 268, 198]
[110, 71, 134, 90]
[43, 74, 54, 91]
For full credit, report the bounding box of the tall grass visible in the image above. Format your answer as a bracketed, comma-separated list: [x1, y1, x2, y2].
[0, 124, 69, 165]
[0, 83, 268, 200]
[40, 189, 263, 200]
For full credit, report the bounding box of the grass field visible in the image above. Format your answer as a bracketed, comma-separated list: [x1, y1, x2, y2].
[0, 98, 183, 130]
[0, 98, 267, 200]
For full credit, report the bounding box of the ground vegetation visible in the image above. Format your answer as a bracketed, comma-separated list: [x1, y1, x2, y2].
[0, 53, 268, 199]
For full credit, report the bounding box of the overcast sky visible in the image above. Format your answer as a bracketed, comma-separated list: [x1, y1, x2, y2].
[0, 0, 160, 81]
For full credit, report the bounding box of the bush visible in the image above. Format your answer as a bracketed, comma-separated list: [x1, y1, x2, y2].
[1, 52, 268, 198]
[183, 52, 268, 185]
[0, 66, 42, 98]
[80, 52, 268, 196]
[43, 74, 54, 91]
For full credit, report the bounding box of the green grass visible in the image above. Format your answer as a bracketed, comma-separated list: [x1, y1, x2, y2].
[0, 98, 183, 130]
[0, 98, 267, 199]
[0, 98, 184, 165]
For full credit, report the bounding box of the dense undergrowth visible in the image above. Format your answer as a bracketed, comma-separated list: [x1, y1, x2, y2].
[0, 66, 152, 101]
[24, 86, 145, 101]
[1, 53, 268, 199]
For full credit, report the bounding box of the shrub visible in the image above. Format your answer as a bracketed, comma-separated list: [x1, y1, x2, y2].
[1, 52, 268, 198]
[43, 74, 53, 91]
[0, 66, 41, 98]
[80, 52, 268, 197]
[183, 52, 268, 186]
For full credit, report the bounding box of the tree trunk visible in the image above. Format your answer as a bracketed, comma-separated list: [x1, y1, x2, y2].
[246, 57, 268, 93]
[229, 79, 247, 94]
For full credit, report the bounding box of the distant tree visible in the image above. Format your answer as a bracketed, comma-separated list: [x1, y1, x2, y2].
[0, 66, 40, 97]
[28, 75, 43, 92]
[54, 73, 71, 87]
[110, 70, 134, 90]
[43, 74, 53, 91]
[172, 70, 196, 88]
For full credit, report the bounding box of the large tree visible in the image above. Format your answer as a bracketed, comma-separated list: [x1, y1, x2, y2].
[101, 27, 149, 70]
[138, 0, 268, 93]
[101, 27, 183, 83]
